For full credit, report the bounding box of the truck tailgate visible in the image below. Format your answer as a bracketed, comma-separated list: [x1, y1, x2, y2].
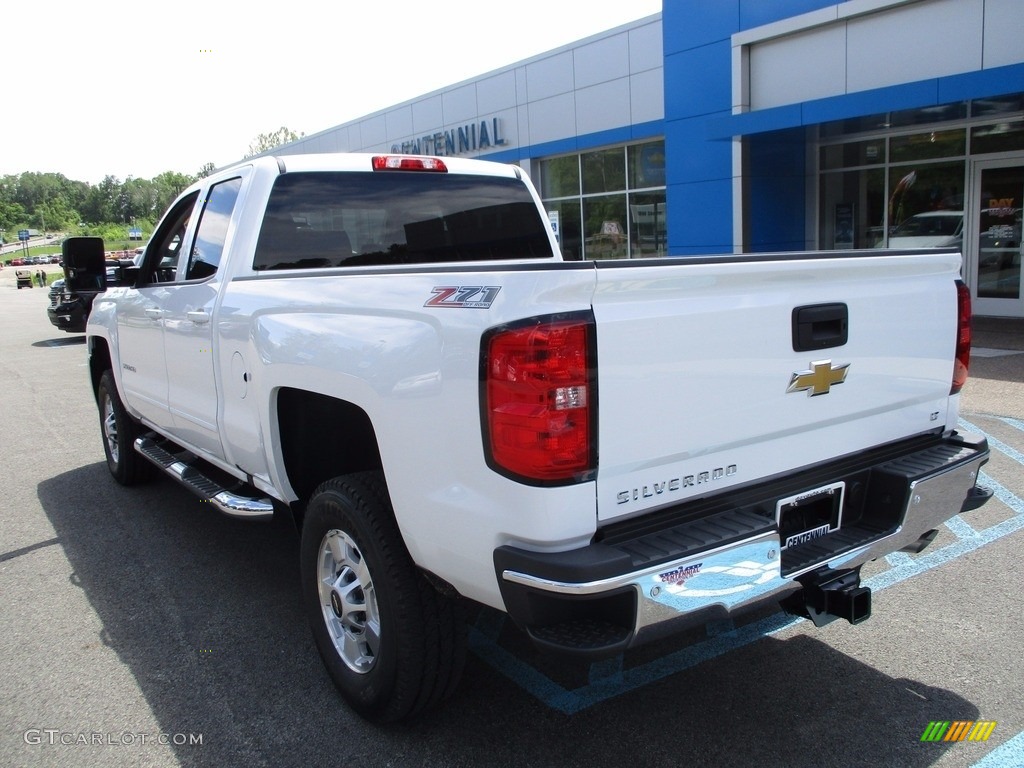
[591, 251, 962, 523]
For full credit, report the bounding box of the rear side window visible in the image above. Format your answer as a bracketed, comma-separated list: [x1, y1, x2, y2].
[252, 171, 554, 270]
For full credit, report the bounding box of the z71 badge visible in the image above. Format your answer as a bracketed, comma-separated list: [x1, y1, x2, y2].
[425, 286, 501, 309]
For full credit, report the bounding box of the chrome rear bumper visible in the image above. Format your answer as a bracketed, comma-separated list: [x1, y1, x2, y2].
[495, 431, 989, 657]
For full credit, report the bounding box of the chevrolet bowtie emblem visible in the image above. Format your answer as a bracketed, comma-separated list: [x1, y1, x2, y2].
[787, 360, 850, 396]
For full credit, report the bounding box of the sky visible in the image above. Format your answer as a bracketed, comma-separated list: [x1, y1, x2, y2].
[1, 0, 662, 186]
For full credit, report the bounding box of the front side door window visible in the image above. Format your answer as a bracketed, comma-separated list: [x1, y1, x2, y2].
[142, 192, 200, 284]
[186, 177, 242, 281]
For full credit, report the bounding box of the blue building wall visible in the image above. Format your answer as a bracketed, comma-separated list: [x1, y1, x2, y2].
[664, 0, 1024, 256]
[663, 0, 836, 255]
[747, 129, 808, 252]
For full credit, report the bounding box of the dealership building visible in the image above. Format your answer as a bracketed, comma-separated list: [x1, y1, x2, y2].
[274, 0, 1024, 318]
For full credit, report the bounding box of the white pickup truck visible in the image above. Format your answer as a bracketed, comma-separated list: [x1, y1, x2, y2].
[76, 153, 991, 722]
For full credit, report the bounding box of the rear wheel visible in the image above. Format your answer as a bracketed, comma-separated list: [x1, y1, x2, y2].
[97, 370, 155, 485]
[300, 472, 466, 723]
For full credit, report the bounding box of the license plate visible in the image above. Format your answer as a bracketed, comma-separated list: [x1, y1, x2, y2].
[776, 482, 845, 550]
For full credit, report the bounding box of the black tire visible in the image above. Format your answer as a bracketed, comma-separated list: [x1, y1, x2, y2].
[300, 472, 466, 723]
[96, 370, 156, 485]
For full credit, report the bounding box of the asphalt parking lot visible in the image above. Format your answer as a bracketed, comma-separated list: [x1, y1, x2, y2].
[1, 278, 1023, 768]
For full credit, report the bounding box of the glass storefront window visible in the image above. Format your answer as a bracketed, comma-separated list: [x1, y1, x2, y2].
[628, 142, 666, 189]
[890, 129, 965, 162]
[971, 93, 1024, 118]
[884, 161, 965, 247]
[540, 155, 580, 199]
[583, 195, 628, 260]
[582, 148, 626, 195]
[890, 102, 968, 128]
[547, 199, 583, 261]
[811, 96, 1024, 316]
[972, 121, 1024, 155]
[818, 168, 885, 249]
[976, 165, 1022, 300]
[628, 192, 667, 257]
[540, 140, 665, 260]
[820, 139, 886, 170]
[819, 113, 889, 138]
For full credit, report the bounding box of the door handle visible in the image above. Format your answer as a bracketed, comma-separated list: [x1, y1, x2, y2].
[187, 310, 210, 325]
[145, 307, 164, 319]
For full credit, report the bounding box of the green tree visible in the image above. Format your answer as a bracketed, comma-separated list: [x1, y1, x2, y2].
[123, 177, 159, 222]
[1, 168, 199, 242]
[245, 126, 304, 158]
[0, 177, 26, 232]
[151, 171, 194, 213]
[33, 198, 78, 231]
[0, 199, 26, 232]
[196, 162, 217, 179]
[81, 175, 122, 224]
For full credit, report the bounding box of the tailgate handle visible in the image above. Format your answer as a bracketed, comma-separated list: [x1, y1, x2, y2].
[792, 303, 848, 352]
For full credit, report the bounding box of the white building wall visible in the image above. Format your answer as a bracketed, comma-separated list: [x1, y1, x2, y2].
[845, 0, 984, 93]
[737, 0, 1024, 112]
[631, 68, 665, 125]
[270, 14, 663, 163]
[574, 34, 630, 88]
[981, 0, 1024, 69]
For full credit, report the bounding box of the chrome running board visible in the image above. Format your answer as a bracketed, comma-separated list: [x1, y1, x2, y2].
[134, 436, 275, 521]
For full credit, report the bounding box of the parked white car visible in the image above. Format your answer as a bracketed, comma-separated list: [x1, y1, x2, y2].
[880, 210, 963, 248]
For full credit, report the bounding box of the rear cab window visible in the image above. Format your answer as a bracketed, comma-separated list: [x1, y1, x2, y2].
[252, 171, 554, 271]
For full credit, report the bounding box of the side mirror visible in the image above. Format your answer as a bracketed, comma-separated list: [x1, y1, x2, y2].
[62, 236, 107, 293]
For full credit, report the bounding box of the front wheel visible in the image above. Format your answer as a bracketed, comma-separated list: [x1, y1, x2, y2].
[96, 370, 155, 485]
[300, 472, 466, 723]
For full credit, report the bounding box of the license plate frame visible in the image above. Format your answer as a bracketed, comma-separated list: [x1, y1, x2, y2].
[776, 481, 845, 550]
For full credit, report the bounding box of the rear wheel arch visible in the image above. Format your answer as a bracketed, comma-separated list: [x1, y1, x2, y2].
[275, 388, 384, 526]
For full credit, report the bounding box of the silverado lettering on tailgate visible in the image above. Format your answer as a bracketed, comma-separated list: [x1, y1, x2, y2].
[617, 464, 738, 504]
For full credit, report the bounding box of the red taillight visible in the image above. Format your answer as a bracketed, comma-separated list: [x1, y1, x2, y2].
[371, 155, 448, 172]
[483, 314, 596, 484]
[951, 279, 971, 395]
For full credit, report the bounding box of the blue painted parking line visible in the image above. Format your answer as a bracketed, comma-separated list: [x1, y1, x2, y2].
[1000, 416, 1024, 433]
[962, 417, 1024, 465]
[971, 728, 1024, 768]
[945, 514, 979, 539]
[469, 609, 804, 714]
[884, 550, 915, 568]
[470, 424, 1024, 714]
[863, 470, 1022, 591]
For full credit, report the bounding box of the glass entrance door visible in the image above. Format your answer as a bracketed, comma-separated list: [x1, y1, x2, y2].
[968, 157, 1024, 317]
